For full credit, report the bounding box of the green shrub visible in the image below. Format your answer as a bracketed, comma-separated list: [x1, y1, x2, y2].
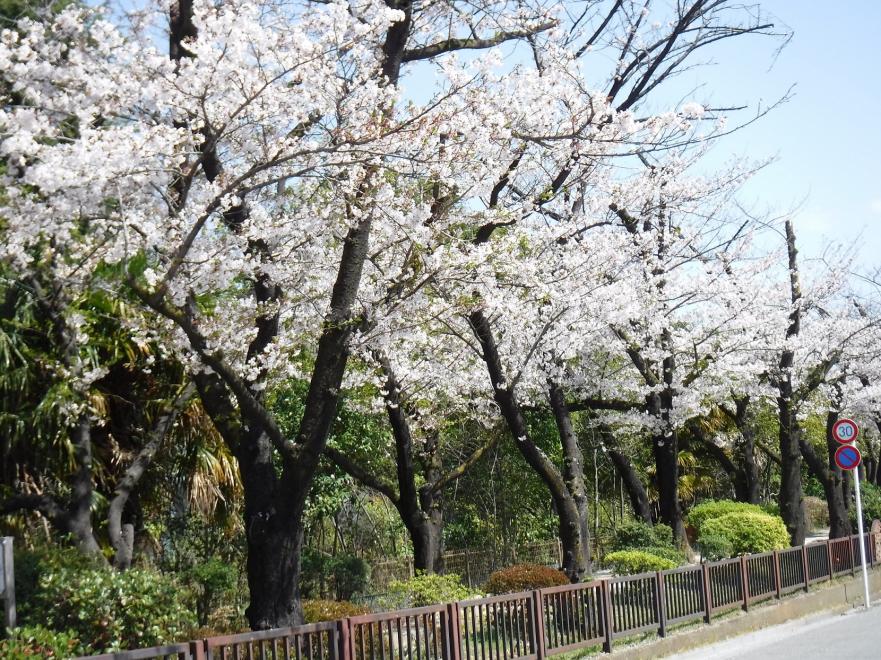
[484, 564, 570, 595]
[301, 550, 370, 600]
[14, 544, 96, 624]
[0, 626, 83, 659]
[699, 511, 789, 555]
[302, 599, 369, 623]
[697, 533, 734, 561]
[640, 545, 685, 565]
[604, 550, 676, 575]
[382, 572, 477, 608]
[851, 482, 881, 529]
[610, 520, 673, 551]
[760, 501, 781, 518]
[29, 564, 195, 652]
[686, 500, 765, 534]
[804, 496, 830, 531]
[188, 559, 238, 627]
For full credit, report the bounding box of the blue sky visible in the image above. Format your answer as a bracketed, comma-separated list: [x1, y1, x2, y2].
[671, 0, 881, 268]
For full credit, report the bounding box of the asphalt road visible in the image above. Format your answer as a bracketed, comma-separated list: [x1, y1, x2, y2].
[672, 605, 881, 659]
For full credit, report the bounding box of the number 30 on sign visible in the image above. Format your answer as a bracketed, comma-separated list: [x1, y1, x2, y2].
[832, 418, 859, 444]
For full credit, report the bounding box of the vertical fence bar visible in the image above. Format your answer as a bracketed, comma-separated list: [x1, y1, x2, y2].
[531, 589, 546, 659]
[701, 564, 712, 623]
[601, 580, 613, 653]
[801, 546, 809, 591]
[656, 572, 667, 638]
[850, 535, 857, 576]
[191, 640, 207, 660]
[773, 550, 782, 598]
[825, 541, 833, 581]
[338, 618, 350, 660]
[445, 603, 460, 660]
[740, 556, 749, 611]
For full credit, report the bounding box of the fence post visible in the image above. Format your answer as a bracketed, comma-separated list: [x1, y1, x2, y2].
[339, 617, 352, 660]
[531, 589, 546, 659]
[445, 602, 461, 660]
[191, 640, 207, 660]
[740, 555, 750, 611]
[801, 545, 810, 591]
[601, 580, 614, 653]
[464, 550, 473, 588]
[773, 550, 782, 599]
[656, 571, 667, 638]
[701, 563, 712, 624]
[825, 540, 833, 581]
[850, 535, 857, 576]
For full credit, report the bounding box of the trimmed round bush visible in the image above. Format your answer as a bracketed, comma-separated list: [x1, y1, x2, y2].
[610, 520, 674, 551]
[383, 572, 477, 608]
[697, 533, 734, 561]
[302, 599, 369, 623]
[639, 545, 685, 565]
[699, 511, 789, 555]
[686, 500, 765, 534]
[604, 550, 676, 575]
[485, 564, 569, 594]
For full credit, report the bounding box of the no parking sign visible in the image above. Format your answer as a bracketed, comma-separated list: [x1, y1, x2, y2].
[834, 444, 861, 471]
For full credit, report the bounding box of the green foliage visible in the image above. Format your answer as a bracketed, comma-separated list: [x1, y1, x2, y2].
[302, 599, 369, 623]
[760, 501, 780, 517]
[301, 550, 370, 601]
[699, 512, 789, 555]
[604, 550, 676, 575]
[188, 559, 237, 627]
[851, 481, 881, 529]
[803, 495, 830, 531]
[697, 533, 734, 561]
[484, 564, 569, 594]
[639, 545, 685, 565]
[686, 500, 765, 534]
[0, 626, 83, 659]
[25, 559, 195, 652]
[382, 572, 477, 608]
[610, 520, 673, 551]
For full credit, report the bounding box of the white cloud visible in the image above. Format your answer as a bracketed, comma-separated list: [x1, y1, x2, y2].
[870, 199, 881, 215]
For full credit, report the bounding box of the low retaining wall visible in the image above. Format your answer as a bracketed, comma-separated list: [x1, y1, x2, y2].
[603, 568, 881, 659]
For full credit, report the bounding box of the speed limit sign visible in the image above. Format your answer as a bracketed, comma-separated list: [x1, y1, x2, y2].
[832, 418, 859, 444]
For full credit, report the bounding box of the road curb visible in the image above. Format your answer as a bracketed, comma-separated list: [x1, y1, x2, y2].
[596, 566, 881, 659]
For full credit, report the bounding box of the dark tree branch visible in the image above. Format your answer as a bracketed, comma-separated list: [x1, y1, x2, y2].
[402, 22, 555, 62]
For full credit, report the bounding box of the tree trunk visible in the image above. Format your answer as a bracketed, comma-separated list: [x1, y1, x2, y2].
[777, 219, 807, 546]
[779, 399, 806, 545]
[734, 398, 761, 504]
[108, 384, 194, 569]
[468, 310, 589, 581]
[649, 369, 686, 546]
[66, 416, 102, 556]
[608, 449, 653, 523]
[238, 428, 305, 629]
[548, 382, 591, 569]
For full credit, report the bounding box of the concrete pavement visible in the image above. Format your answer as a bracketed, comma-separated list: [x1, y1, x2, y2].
[671, 605, 881, 659]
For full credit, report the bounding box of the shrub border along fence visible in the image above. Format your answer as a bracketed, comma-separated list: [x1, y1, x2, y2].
[78, 532, 879, 660]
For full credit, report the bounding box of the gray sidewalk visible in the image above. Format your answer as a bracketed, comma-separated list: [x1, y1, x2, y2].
[672, 605, 881, 659]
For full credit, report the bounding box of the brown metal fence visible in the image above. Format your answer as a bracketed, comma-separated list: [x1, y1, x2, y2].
[76, 532, 879, 660]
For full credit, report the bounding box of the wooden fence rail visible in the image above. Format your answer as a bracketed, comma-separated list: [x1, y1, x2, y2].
[76, 532, 879, 660]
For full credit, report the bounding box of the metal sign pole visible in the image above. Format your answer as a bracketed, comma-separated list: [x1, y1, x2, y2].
[1, 537, 15, 629]
[853, 462, 871, 608]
